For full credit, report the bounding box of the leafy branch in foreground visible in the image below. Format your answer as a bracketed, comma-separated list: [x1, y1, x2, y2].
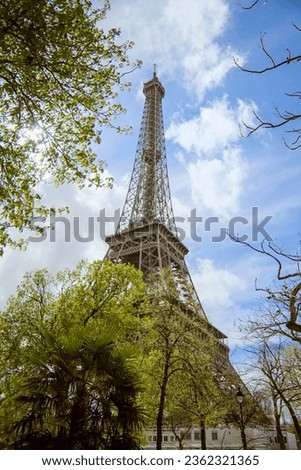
[0, 0, 141, 254]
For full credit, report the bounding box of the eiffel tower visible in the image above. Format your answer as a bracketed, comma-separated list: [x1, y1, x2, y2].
[105, 70, 229, 359]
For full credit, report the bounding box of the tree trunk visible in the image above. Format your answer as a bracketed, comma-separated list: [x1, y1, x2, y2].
[176, 436, 184, 450]
[200, 415, 207, 450]
[282, 396, 301, 447]
[156, 362, 169, 450]
[272, 394, 286, 449]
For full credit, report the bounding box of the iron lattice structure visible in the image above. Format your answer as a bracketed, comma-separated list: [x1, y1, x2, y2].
[116, 74, 176, 234]
[105, 72, 228, 357]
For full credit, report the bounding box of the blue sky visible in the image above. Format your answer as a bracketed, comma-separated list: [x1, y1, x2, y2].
[1, 0, 301, 366]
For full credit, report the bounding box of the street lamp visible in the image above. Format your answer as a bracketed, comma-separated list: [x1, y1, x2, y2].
[236, 387, 247, 450]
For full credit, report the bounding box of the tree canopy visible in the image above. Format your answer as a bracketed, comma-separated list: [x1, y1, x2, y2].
[0, 260, 147, 449]
[139, 268, 243, 450]
[0, 0, 140, 255]
[0, 261, 245, 450]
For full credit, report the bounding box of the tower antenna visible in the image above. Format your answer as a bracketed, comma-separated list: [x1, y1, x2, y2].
[153, 63, 157, 78]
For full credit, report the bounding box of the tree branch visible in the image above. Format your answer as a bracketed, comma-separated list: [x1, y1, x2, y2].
[240, 0, 261, 10]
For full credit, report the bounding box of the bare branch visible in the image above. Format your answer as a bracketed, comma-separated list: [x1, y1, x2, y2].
[230, 233, 301, 340]
[240, 101, 301, 143]
[240, 0, 261, 10]
[234, 52, 301, 75]
[237, 2, 301, 155]
[229, 234, 301, 280]
[234, 26, 301, 75]
[260, 32, 276, 67]
[286, 320, 301, 333]
[292, 22, 301, 32]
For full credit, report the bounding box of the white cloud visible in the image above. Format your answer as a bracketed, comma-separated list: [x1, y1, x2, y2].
[0, 170, 129, 310]
[166, 96, 255, 156]
[192, 258, 246, 310]
[166, 97, 252, 217]
[187, 148, 247, 218]
[106, 0, 243, 99]
[190, 258, 247, 340]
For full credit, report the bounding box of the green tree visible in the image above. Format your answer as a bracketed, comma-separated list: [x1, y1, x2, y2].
[254, 340, 301, 447]
[238, 304, 301, 448]
[9, 328, 145, 450]
[179, 348, 229, 450]
[164, 382, 193, 450]
[0, 260, 147, 449]
[141, 268, 223, 450]
[0, 0, 140, 254]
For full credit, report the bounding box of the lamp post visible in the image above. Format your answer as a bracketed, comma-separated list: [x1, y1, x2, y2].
[236, 387, 247, 450]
